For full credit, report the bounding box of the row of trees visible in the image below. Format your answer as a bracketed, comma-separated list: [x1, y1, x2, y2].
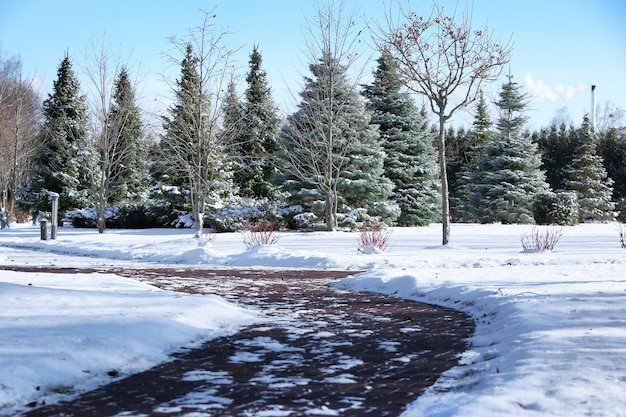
[1, 2, 624, 243]
[0, 55, 40, 227]
[447, 77, 617, 225]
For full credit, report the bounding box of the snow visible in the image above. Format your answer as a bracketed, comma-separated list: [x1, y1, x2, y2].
[1, 222, 625, 416]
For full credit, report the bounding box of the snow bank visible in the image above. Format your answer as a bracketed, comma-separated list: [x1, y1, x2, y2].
[0, 270, 259, 414]
[1, 222, 626, 416]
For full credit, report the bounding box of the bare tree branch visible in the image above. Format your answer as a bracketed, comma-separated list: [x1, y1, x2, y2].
[0, 56, 41, 226]
[161, 8, 240, 238]
[379, 0, 513, 244]
[279, 0, 369, 230]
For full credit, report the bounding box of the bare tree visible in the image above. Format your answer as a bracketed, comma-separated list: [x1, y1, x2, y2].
[161, 8, 238, 238]
[279, 0, 370, 230]
[596, 100, 625, 134]
[0, 55, 41, 227]
[381, 1, 512, 244]
[82, 37, 146, 233]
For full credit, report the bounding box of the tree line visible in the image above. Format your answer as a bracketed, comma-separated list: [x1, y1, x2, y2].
[1, 2, 624, 242]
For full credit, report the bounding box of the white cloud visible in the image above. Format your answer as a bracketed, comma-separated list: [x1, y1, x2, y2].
[523, 73, 587, 102]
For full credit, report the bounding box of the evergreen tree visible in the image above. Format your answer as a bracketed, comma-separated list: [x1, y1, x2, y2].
[534, 122, 579, 192]
[278, 53, 393, 229]
[160, 45, 201, 189]
[106, 67, 148, 203]
[445, 125, 470, 214]
[336, 105, 395, 221]
[565, 115, 615, 222]
[462, 75, 549, 223]
[363, 50, 439, 226]
[221, 80, 244, 148]
[161, 43, 234, 236]
[471, 93, 493, 145]
[234, 46, 280, 199]
[456, 94, 494, 221]
[597, 126, 626, 201]
[26, 55, 93, 216]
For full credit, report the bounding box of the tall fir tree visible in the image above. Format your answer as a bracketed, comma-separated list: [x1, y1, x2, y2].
[362, 50, 439, 226]
[456, 94, 494, 221]
[565, 115, 615, 222]
[161, 43, 234, 236]
[160, 45, 201, 189]
[220, 80, 244, 150]
[534, 122, 578, 192]
[445, 125, 470, 218]
[106, 67, 148, 203]
[597, 126, 626, 202]
[278, 53, 393, 229]
[26, 55, 93, 216]
[234, 46, 281, 199]
[462, 75, 549, 223]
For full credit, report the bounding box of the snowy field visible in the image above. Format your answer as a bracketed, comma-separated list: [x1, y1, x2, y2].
[1, 222, 625, 416]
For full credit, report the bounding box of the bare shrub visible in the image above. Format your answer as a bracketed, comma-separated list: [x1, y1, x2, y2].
[241, 220, 280, 249]
[198, 227, 216, 247]
[358, 221, 392, 254]
[520, 225, 563, 252]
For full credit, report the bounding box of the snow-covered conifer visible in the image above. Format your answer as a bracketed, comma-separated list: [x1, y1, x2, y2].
[363, 50, 439, 226]
[26, 55, 93, 216]
[565, 115, 615, 222]
[279, 53, 393, 229]
[235, 46, 280, 199]
[462, 75, 549, 223]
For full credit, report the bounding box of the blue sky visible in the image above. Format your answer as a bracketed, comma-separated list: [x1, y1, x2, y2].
[1, 0, 625, 130]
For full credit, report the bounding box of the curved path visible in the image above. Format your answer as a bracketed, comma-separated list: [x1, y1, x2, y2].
[20, 268, 475, 417]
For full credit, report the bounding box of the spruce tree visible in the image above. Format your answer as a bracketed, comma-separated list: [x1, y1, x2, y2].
[565, 116, 615, 222]
[534, 122, 579, 192]
[456, 94, 494, 221]
[279, 53, 393, 229]
[235, 46, 280, 199]
[221, 80, 244, 148]
[597, 126, 626, 201]
[161, 43, 234, 236]
[463, 75, 549, 223]
[363, 50, 439, 226]
[106, 67, 148, 203]
[27, 55, 93, 217]
[336, 104, 395, 222]
[446, 125, 471, 219]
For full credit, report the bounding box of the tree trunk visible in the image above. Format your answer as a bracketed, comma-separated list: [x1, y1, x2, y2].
[96, 193, 106, 234]
[324, 188, 334, 231]
[192, 184, 205, 238]
[438, 116, 450, 245]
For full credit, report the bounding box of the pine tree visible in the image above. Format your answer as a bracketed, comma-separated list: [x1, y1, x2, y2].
[279, 53, 393, 229]
[596, 126, 626, 201]
[26, 55, 93, 217]
[336, 104, 395, 222]
[534, 122, 579, 192]
[106, 67, 148, 203]
[160, 45, 201, 189]
[565, 115, 615, 222]
[462, 75, 549, 223]
[456, 94, 494, 221]
[161, 43, 234, 237]
[221, 80, 244, 150]
[471, 93, 493, 144]
[234, 46, 281, 199]
[363, 50, 439, 226]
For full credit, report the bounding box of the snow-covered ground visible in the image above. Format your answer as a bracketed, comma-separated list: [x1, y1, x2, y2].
[1, 222, 625, 416]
